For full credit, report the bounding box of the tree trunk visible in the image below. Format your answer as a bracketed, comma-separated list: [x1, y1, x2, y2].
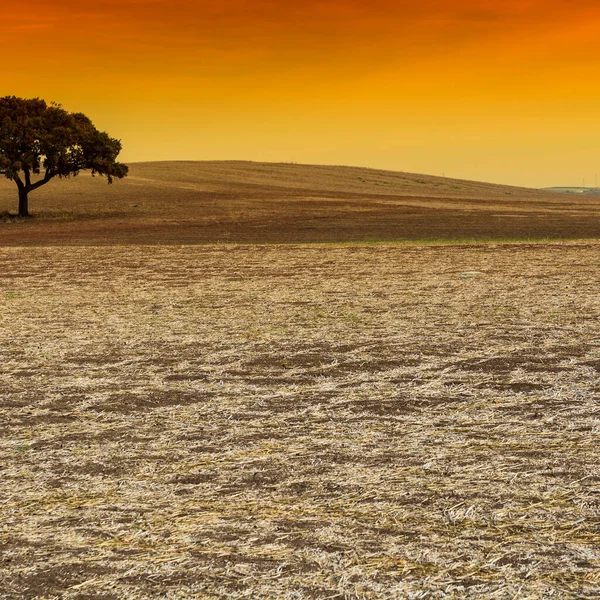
[18, 188, 30, 217]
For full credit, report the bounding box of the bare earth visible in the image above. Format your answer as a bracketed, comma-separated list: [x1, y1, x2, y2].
[1, 243, 599, 598]
[2, 161, 600, 244]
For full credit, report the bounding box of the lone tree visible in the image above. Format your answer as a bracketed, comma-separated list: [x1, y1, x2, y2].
[0, 96, 128, 217]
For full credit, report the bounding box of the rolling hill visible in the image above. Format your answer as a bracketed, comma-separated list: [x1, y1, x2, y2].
[1, 161, 599, 245]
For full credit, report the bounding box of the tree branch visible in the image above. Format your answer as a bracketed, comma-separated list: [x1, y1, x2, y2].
[23, 166, 32, 187]
[29, 169, 55, 191]
[13, 174, 24, 190]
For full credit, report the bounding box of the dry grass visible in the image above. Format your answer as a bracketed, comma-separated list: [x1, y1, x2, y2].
[1, 242, 600, 598]
[2, 161, 600, 245]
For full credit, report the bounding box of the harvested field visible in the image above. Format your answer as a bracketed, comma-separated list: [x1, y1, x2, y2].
[1, 242, 600, 598]
[2, 161, 600, 245]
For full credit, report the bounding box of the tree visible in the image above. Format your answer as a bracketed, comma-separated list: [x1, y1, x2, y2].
[0, 96, 128, 217]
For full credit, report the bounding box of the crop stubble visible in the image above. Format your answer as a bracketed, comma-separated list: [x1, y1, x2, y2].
[3, 162, 600, 245]
[0, 243, 599, 598]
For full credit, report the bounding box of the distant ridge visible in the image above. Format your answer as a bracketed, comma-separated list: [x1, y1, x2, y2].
[543, 186, 600, 196]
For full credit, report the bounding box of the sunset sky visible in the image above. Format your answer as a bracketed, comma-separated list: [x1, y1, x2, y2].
[3, 0, 600, 187]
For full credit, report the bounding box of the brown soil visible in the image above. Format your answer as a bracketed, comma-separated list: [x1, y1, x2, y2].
[1, 243, 600, 598]
[1, 161, 599, 245]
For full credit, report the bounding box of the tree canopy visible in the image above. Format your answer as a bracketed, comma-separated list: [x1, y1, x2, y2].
[0, 96, 128, 217]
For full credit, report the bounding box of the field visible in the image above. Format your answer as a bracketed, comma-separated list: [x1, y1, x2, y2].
[1, 242, 600, 599]
[2, 161, 600, 244]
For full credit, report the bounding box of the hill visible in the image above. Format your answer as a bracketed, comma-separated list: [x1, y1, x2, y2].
[1, 161, 599, 245]
[544, 187, 600, 196]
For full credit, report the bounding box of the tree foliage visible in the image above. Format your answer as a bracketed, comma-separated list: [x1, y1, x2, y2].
[0, 96, 128, 216]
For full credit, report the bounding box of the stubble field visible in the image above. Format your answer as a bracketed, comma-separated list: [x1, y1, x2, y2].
[2, 161, 600, 245]
[1, 242, 599, 599]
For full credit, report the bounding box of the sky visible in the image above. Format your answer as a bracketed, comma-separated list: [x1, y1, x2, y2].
[3, 0, 600, 187]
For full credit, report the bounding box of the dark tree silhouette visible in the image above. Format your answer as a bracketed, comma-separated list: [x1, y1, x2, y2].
[0, 96, 128, 217]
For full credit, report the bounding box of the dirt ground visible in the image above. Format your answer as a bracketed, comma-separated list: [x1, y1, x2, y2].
[2, 162, 600, 245]
[1, 242, 599, 598]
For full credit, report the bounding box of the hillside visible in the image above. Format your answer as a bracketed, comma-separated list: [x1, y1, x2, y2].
[1, 161, 599, 245]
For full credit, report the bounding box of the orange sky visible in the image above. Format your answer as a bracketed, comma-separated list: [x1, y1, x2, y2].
[3, 0, 600, 186]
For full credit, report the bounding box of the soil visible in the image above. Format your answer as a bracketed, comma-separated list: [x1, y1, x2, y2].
[1, 242, 600, 598]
